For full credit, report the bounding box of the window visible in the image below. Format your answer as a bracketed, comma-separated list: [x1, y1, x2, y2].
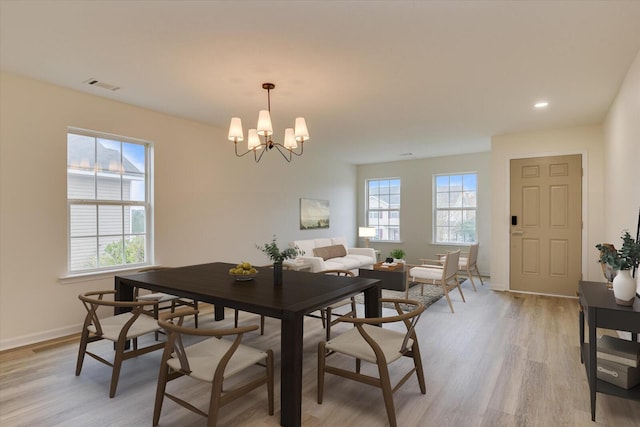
[366, 178, 400, 241]
[434, 173, 477, 244]
[67, 130, 151, 273]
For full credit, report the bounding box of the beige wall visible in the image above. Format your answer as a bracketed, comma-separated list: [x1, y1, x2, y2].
[356, 152, 492, 274]
[603, 50, 640, 241]
[490, 50, 640, 293]
[490, 125, 605, 291]
[603, 50, 640, 294]
[0, 72, 357, 350]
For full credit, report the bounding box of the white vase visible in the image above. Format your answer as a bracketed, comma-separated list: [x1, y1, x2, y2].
[612, 269, 636, 306]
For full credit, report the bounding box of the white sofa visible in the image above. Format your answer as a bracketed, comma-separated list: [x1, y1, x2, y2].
[290, 237, 376, 274]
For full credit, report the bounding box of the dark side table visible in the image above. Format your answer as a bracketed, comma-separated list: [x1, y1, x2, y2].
[359, 264, 407, 293]
[578, 281, 640, 421]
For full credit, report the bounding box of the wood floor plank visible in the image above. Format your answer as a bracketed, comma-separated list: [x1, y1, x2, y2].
[1, 281, 639, 426]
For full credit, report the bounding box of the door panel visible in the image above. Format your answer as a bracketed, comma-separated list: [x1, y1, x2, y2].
[510, 155, 582, 296]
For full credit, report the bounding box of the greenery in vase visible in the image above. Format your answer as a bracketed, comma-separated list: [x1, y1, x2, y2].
[596, 231, 640, 271]
[389, 249, 405, 260]
[257, 235, 304, 263]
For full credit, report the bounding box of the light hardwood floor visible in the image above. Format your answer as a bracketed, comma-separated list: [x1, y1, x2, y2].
[1, 281, 639, 426]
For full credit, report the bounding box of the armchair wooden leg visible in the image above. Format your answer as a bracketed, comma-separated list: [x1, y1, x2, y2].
[266, 349, 274, 415]
[208, 376, 223, 427]
[110, 342, 125, 398]
[466, 267, 477, 291]
[317, 342, 326, 404]
[153, 364, 169, 426]
[474, 265, 484, 286]
[377, 363, 397, 427]
[457, 284, 466, 303]
[443, 287, 455, 313]
[75, 329, 90, 376]
[411, 344, 426, 394]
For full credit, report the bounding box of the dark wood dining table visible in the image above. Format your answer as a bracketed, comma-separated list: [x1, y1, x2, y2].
[114, 262, 381, 427]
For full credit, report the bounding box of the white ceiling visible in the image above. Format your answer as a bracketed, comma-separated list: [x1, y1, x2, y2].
[2, 1, 640, 164]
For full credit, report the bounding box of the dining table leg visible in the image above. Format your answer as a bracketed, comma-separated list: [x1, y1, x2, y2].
[363, 283, 382, 320]
[280, 311, 304, 427]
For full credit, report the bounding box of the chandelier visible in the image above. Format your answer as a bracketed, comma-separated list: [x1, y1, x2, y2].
[227, 83, 309, 163]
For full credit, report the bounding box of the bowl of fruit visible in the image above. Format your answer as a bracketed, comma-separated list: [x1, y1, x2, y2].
[229, 262, 258, 281]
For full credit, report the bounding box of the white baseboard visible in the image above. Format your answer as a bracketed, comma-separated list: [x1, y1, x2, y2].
[0, 323, 81, 352]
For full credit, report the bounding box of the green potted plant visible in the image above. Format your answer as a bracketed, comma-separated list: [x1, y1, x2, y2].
[257, 235, 303, 285]
[389, 249, 406, 263]
[596, 231, 640, 306]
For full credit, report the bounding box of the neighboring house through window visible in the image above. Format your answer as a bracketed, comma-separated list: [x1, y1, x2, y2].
[67, 129, 151, 273]
[366, 178, 400, 241]
[434, 173, 477, 244]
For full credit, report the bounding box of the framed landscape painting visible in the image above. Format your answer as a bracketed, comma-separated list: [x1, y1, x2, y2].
[300, 198, 330, 230]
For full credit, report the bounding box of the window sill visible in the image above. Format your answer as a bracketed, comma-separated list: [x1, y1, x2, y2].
[431, 242, 477, 246]
[58, 265, 151, 285]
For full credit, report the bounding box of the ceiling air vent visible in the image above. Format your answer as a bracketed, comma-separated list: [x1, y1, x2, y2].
[83, 78, 120, 91]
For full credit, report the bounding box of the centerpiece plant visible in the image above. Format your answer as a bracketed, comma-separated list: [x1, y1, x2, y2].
[257, 235, 304, 285]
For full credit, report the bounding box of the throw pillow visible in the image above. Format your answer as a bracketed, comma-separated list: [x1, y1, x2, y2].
[313, 244, 347, 261]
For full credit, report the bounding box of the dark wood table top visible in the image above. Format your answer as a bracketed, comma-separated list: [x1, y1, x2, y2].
[116, 262, 380, 318]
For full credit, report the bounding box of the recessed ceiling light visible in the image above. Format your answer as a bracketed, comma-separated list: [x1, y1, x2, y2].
[534, 101, 549, 109]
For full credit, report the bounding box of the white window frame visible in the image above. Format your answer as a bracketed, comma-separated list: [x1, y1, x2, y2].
[366, 178, 401, 242]
[66, 128, 153, 275]
[433, 172, 477, 244]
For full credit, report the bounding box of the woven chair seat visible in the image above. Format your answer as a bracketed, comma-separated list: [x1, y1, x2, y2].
[168, 336, 269, 381]
[325, 324, 413, 364]
[137, 292, 180, 303]
[87, 312, 160, 341]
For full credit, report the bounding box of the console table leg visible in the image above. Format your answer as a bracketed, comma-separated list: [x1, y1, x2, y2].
[588, 307, 597, 422]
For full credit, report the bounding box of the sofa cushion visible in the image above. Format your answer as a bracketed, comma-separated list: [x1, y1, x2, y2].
[323, 257, 360, 271]
[335, 256, 362, 270]
[313, 244, 347, 261]
[347, 254, 374, 265]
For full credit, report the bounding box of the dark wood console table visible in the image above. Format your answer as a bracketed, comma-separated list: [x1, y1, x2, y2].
[578, 281, 640, 421]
